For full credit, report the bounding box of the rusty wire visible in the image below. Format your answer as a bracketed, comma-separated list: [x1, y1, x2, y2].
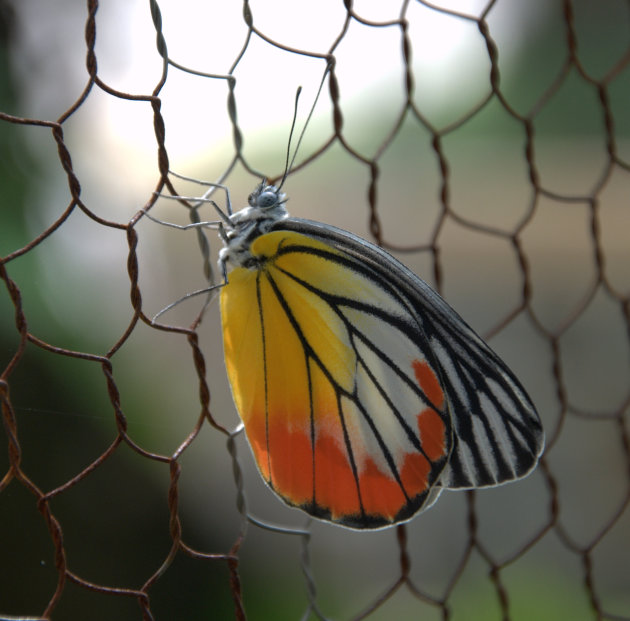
[1, 0, 630, 619]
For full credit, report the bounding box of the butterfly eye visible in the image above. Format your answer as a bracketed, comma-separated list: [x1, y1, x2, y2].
[256, 190, 279, 209]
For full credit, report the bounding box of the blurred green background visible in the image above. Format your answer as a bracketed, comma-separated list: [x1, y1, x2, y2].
[1, 0, 629, 619]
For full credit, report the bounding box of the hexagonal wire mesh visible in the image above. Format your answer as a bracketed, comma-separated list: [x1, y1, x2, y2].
[1, 0, 629, 619]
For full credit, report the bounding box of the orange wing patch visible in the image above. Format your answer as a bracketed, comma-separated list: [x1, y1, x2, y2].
[314, 433, 361, 518]
[412, 359, 445, 409]
[412, 359, 448, 462]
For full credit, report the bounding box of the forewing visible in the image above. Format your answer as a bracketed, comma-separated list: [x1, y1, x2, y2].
[276, 219, 545, 491]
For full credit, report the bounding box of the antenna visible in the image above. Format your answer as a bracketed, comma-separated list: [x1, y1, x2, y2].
[278, 63, 330, 190]
[278, 86, 303, 189]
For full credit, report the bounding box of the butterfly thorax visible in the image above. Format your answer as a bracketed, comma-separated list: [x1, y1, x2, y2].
[219, 183, 289, 269]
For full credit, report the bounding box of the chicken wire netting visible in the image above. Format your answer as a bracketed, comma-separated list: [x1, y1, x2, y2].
[1, 0, 629, 620]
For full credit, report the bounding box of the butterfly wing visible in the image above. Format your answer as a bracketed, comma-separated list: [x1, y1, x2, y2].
[221, 228, 453, 529]
[277, 219, 545, 490]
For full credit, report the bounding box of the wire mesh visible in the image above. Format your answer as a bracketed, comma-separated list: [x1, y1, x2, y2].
[1, 0, 630, 619]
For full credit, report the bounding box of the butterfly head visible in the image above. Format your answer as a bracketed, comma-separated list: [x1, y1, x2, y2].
[220, 181, 289, 269]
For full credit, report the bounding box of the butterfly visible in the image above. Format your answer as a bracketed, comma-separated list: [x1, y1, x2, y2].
[217, 181, 544, 530]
